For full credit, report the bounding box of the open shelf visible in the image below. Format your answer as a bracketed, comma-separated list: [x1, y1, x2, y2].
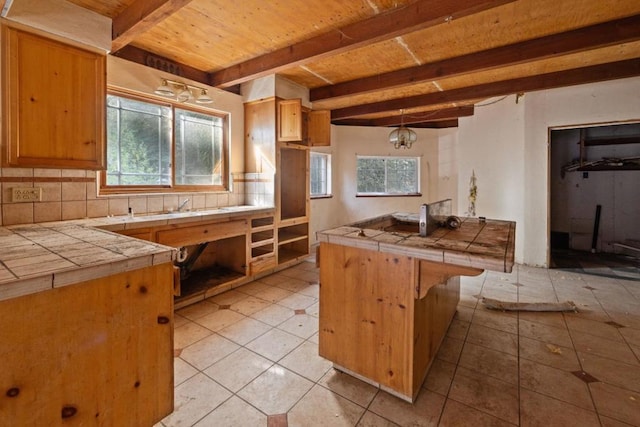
[279, 147, 308, 221]
[251, 216, 274, 228]
[251, 229, 274, 244]
[278, 223, 308, 245]
[278, 240, 309, 264]
[251, 244, 274, 259]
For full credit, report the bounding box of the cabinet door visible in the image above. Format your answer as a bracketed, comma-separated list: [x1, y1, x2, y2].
[277, 99, 302, 142]
[308, 110, 331, 146]
[2, 26, 106, 170]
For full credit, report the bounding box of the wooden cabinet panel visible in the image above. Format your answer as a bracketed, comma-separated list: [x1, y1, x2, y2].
[0, 263, 174, 425]
[156, 219, 247, 247]
[308, 110, 331, 146]
[244, 98, 276, 173]
[2, 26, 106, 169]
[277, 99, 302, 142]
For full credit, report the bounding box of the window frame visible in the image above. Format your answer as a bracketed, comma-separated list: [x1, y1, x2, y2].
[100, 89, 230, 195]
[310, 151, 332, 199]
[355, 155, 421, 197]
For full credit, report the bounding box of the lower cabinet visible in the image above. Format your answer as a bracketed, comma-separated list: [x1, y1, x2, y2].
[0, 263, 174, 426]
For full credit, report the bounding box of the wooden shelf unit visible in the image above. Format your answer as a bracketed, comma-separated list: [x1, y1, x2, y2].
[577, 130, 640, 171]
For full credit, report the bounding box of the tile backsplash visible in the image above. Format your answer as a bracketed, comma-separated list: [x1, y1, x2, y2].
[0, 168, 272, 226]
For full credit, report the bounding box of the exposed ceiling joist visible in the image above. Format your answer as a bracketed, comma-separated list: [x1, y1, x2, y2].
[331, 106, 474, 127]
[111, 0, 195, 52]
[333, 118, 460, 128]
[331, 58, 640, 120]
[208, 0, 515, 88]
[312, 14, 640, 102]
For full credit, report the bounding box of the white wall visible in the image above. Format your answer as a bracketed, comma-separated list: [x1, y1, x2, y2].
[457, 95, 527, 263]
[310, 125, 443, 244]
[456, 77, 640, 266]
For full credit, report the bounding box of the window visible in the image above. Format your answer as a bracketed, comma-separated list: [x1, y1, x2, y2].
[356, 156, 420, 196]
[310, 152, 331, 197]
[103, 92, 227, 192]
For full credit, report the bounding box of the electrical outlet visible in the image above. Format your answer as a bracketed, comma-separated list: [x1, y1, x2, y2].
[12, 187, 42, 202]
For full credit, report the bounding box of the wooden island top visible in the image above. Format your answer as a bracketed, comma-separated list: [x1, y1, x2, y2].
[316, 213, 516, 402]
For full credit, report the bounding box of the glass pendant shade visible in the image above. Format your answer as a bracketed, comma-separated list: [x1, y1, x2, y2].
[389, 126, 417, 149]
[154, 80, 175, 97]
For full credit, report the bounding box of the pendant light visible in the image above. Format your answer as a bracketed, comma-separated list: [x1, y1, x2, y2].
[388, 109, 417, 149]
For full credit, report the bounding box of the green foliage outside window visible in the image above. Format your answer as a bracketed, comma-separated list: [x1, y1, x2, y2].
[356, 156, 419, 195]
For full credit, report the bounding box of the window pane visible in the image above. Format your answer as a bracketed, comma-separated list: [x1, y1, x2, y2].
[106, 95, 171, 185]
[175, 109, 224, 186]
[357, 158, 386, 193]
[310, 153, 328, 196]
[357, 156, 419, 195]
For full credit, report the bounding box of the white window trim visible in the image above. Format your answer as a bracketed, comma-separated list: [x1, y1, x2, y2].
[310, 152, 332, 198]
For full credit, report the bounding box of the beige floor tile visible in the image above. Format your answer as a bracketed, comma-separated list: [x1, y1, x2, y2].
[590, 382, 640, 426]
[448, 366, 519, 424]
[458, 342, 518, 385]
[257, 273, 290, 286]
[288, 385, 365, 426]
[274, 277, 310, 293]
[435, 336, 465, 364]
[445, 318, 470, 340]
[277, 292, 317, 310]
[246, 328, 304, 362]
[619, 326, 640, 347]
[176, 300, 219, 321]
[318, 369, 379, 408]
[174, 357, 198, 386]
[193, 396, 267, 427]
[217, 316, 272, 345]
[279, 340, 332, 382]
[519, 358, 594, 410]
[439, 399, 517, 427]
[161, 373, 231, 427]
[519, 388, 600, 427]
[368, 388, 445, 427]
[237, 365, 313, 414]
[204, 347, 272, 393]
[518, 336, 582, 371]
[306, 301, 320, 317]
[518, 311, 566, 329]
[571, 330, 639, 365]
[229, 295, 272, 316]
[173, 313, 190, 328]
[208, 289, 249, 306]
[180, 333, 240, 370]
[235, 280, 271, 295]
[356, 411, 398, 427]
[465, 323, 518, 356]
[600, 415, 638, 427]
[251, 303, 296, 326]
[297, 283, 320, 298]
[565, 315, 626, 342]
[423, 358, 456, 396]
[254, 286, 294, 303]
[518, 318, 573, 347]
[579, 352, 640, 393]
[195, 309, 245, 332]
[174, 321, 213, 350]
[277, 313, 319, 339]
[308, 332, 320, 344]
[458, 293, 479, 308]
[472, 309, 518, 334]
[453, 305, 474, 322]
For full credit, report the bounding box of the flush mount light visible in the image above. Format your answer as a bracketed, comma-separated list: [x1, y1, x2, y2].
[154, 78, 213, 104]
[388, 109, 417, 149]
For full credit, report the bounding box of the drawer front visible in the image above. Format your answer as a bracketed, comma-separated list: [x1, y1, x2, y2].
[250, 254, 276, 275]
[157, 219, 247, 247]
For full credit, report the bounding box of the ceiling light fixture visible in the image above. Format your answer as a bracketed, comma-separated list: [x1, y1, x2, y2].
[389, 109, 417, 149]
[154, 78, 213, 104]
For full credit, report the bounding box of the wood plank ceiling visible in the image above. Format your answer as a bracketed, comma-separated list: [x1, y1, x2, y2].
[69, 0, 640, 128]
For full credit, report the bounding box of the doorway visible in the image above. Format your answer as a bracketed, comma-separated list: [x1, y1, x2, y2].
[548, 122, 640, 280]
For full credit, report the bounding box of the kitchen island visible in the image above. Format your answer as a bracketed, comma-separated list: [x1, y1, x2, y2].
[317, 213, 515, 402]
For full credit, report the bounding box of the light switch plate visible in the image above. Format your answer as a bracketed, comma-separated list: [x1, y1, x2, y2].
[12, 187, 42, 202]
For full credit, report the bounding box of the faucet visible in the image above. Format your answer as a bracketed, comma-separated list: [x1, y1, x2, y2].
[177, 198, 190, 212]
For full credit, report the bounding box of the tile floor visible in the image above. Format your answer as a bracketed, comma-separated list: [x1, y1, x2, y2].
[157, 256, 640, 426]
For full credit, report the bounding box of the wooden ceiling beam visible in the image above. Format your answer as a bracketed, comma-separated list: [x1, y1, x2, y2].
[312, 15, 640, 102]
[331, 106, 473, 126]
[333, 119, 459, 128]
[331, 58, 640, 120]
[208, 0, 515, 88]
[112, 0, 196, 52]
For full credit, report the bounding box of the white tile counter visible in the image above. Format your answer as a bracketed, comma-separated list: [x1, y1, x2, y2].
[0, 206, 274, 301]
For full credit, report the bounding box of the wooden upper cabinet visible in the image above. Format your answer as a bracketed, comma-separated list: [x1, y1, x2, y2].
[277, 98, 302, 142]
[307, 110, 331, 146]
[2, 26, 106, 170]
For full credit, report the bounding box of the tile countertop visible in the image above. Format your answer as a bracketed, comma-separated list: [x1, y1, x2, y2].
[317, 213, 516, 273]
[0, 206, 275, 302]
